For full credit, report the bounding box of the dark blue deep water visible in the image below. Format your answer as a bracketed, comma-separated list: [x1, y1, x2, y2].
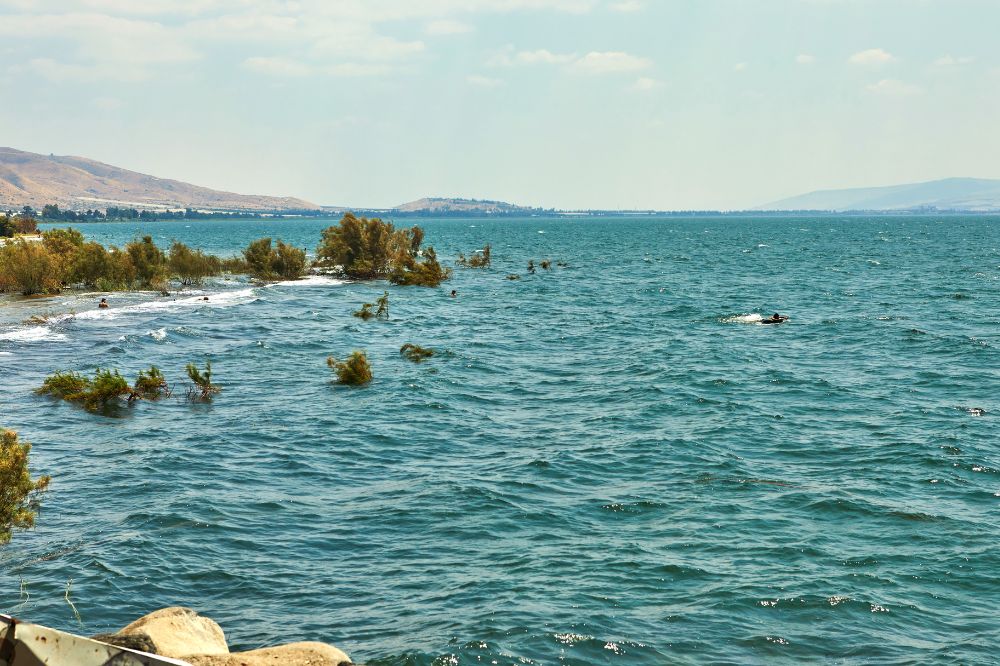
[1, 216, 998, 664]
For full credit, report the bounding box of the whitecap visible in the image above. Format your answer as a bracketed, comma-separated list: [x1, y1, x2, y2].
[149, 328, 167, 341]
[75, 288, 259, 320]
[723, 313, 763, 324]
[271, 275, 347, 287]
[0, 326, 68, 342]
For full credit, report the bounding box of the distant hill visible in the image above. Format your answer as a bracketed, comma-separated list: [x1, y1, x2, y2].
[760, 177, 1000, 212]
[0, 147, 318, 212]
[393, 197, 534, 214]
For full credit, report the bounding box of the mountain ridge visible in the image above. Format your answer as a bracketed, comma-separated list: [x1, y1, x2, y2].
[760, 177, 1000, 212]
[0, 147, 318, 212]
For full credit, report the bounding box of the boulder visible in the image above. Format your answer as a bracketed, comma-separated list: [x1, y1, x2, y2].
[91, 631, 158, 654]
[115, 607, 229, 658]
[186, 641, 352, 666]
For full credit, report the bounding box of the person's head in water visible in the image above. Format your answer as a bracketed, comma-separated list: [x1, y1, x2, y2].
[98, 298, 108, 308]
[773, 313, 780, 320]
[450, 290, 457, 297]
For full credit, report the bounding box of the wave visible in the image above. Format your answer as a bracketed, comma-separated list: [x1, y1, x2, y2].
[0, 325, 68, 343]
[722, 313, 763, 324]
[271, 275, 347, 287]
[75, 288, 259, 321]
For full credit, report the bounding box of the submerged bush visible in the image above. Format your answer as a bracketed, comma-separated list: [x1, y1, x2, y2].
[186, 361, 220, 401]
[0, 239, 63, 295]
[456, 244, 491, 269]
[243, 238, 306, 280]
[540, 259, 551, 270]
[353, 302, 375, 320]
[0, 428, 50, 544]
[134, 366, 169, 399]
[527, 260, 536, 274]
[400, 343, 434, 362]
[125, 236, 167, 288]
[327, 351, 372, 385]
[169, 241, 222, 285]
[36, 368, 131, 410]
[354, 292, 389, 320]
[389, 247, 451, 287]
[70, 242, 135, 290]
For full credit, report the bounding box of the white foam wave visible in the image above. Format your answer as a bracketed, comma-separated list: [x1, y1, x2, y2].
[0, 326, 68, 342]
[723, 313, 764, 324]
[272, 275, 347, 287]
[75, 288, 259, 320]
[150, 328, 167, 340]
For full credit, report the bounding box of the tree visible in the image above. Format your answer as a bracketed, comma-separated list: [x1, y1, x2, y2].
[168, 241, 221, 285]
[456, 243, 491, 268]
[242, 238, 305, 280]
[0, 239, 63, 295]
[125, 236, 167, 288]
[315, 213, 425, 280]
[186, 361, 220, 400]
[0, 429, 50, 544]
[389, 246, 451, 287]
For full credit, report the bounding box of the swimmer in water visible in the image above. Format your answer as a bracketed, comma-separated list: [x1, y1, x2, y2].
[98, 298, 109, 309]
[762, 312, 787, 324]
[450, 290, 457, 297]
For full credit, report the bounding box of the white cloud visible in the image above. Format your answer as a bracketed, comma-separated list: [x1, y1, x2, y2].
[933, 54, 974, 67]
[629, 76, 660, 91]
[517, 49, 577, 65]
[425, 19, 473, 35]
[467, 74, 504, 87]
[609, 1, 643, 11]
[849, 48, 897, 65]
[243, 56, 312, 78]
[795, 54, 815, 65]
[866, 78, 922, 95]
[571, 51, 650, 74]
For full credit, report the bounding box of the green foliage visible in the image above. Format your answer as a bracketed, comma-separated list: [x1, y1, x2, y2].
[389, 247, 452, 287]
[0, 428, 50, 544]
[315, 213, 429, 280]
[134, 366, 169, 399]
[36, 371, 89, 400]
[186, 360, 220, 400]
[0, 216, 38, 237]
[456, 243, 491, 268]
[506, 273, 520, 280]
[527, 260, 536, 274]
[70, 242, 135, 290]
[0, 239, 63, 295]
[540, 259, 551, 270]
[327, 351, 372, 385]
[375, 291, 389, 318]
[36, 368, 131, 410]
[168, 241, 222, 285]
[221, 256, 249, 273]
[400, 343, 434, 362]
[125, 236, 168, 288]
[353, 302, 375, 320]
[242, 238, 306, 280]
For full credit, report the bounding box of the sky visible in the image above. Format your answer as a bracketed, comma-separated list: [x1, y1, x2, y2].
[1, 0, 998, 210]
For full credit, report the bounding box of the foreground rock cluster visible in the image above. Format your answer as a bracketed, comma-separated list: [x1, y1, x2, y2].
[93, 607, 354, 666]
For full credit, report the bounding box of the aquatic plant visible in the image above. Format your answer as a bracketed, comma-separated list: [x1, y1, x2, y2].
[556, 261, 568, 267]
[527, 260, 536, 274]
[169, 241, 223, 285]
[400, 343, 434, 362]
[186, 361, 220, 401]
[243, 238, 306, 280]
[376, 291, 389, 318]
[506, 274, 520, 280]
[0, 428, 50, 545]
[389, 247, 452, 287]
[353, 302, 375, 320]
[0, 239, 63, 295]
[125, 236, 168, 288]
[327, 351, 372, 385]
[457, 244, 491, 268]
[540, 259, 551, 270]
[134, 366, 170, 399]
[36, 371, 89, 400]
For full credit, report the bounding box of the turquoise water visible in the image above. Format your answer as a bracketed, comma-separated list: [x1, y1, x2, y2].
[1, 215, 998, 664]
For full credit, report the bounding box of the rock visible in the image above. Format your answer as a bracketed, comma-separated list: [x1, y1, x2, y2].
[186, 641, 352, 666]
[91, 631, 158, 654]
[115, 607, 229, 658]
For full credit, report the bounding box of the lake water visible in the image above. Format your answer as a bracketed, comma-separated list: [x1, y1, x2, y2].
[1, 215, 998, 664]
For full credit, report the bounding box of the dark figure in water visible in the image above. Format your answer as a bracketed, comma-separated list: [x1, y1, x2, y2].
[98, 298, 109, 309]
[450, 290, 457, 297]
[762, 312, 787, 324]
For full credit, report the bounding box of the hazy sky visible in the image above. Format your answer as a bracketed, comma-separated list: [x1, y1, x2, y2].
[1, 0, 998, 209]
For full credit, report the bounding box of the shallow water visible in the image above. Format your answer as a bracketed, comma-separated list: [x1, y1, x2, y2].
[1, 215, 998, 664]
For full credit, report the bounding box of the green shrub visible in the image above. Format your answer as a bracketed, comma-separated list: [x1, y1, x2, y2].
[315, 213, 427, 280]
[389, 247, 451, 287]
[186, 361, 220, 400]
[242, 238, 306, 280]
[540, 259, 551, 270]
[168, 241, 222, 285]
[400, 343, 434, 362]
[70, 242, 135, 290]
[125, 236, 167, 288]
[221, 256, 249, 273]
[375, 291, 389, 318]
[36, 371, 89, 400]
[527, 260, 536, 274]
[457, 244, 491, 268]
[0, 239, 63, 295]
[134, 366, 169, 399]
[327, 351, 372, 385]
[506, 273, 520, 280]
[353, 302, 375, 320]
[0, 428, 50, 544]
